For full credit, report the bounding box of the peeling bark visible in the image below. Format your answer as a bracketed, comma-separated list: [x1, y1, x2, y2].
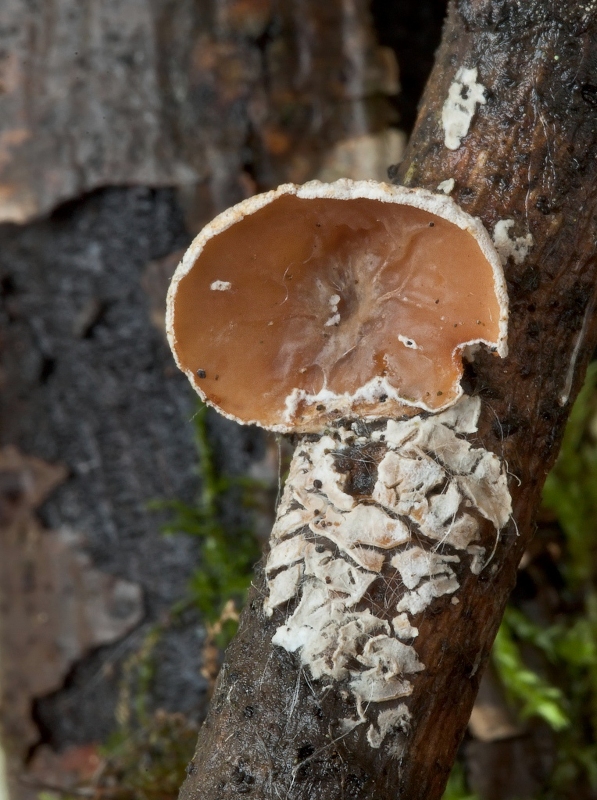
[0, 447, 143, 761]
[178, 3, 597, 799]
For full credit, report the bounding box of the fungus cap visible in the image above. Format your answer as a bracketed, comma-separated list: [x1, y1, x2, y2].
[167, 179, 508, 433]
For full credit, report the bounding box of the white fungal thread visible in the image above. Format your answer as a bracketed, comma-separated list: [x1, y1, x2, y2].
[559, 299, 593, 406]
[492, 220, 534, 266]
[210, 280, 232, 291]
[437, 178, 455, 195]
[264, 395, 512, 749]
[442, 67, 487, 151]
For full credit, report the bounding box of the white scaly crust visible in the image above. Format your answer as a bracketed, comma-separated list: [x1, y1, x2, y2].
[264, 395, 512, 749]
[492, 219, 534, 266]
[437, 178, 455, 195]
[442, 67, 487, 150]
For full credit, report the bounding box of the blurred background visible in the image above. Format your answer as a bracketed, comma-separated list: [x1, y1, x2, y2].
[0, 1, 596, 799]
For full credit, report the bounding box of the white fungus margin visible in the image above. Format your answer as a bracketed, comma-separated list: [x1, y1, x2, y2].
[166, 179, 509, 433]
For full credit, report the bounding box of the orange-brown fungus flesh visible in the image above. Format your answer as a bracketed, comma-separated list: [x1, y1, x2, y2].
[171, 195, 502, 431]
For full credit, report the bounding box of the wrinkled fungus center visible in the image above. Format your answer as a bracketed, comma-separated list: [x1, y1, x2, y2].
[172, 196, 501, 430]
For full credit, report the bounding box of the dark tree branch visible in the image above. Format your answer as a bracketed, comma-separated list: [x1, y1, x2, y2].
[178, 2, 597, 798]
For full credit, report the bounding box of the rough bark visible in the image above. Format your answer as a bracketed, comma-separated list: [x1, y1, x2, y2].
[178, 2, 597, 799]
[0, 0, 396, 229]
[0, 447, 143, 760]
[0, 189, 204, 756]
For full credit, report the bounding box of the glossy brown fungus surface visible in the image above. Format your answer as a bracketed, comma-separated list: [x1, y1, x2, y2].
[167, 181, 507, 432]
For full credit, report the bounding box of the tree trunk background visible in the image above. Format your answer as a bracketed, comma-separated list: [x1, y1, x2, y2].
[177, 2, 597, 799]
[0, 0, 399, 229]
[0, 0, 440, 797]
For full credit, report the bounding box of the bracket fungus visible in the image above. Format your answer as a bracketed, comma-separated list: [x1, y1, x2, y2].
[167, 178, 512, 751]
[166, 179, 507, 434]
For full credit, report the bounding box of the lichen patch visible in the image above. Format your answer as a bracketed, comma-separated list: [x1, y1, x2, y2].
[374, 449, 444, 498]
[267, 535, 309, 573]
[438, 178, 455, 195]
[442, 67, 487, 150]
[310, 504, 411, 551]
[492, 219, 534, 265]
[396, 575, 460, 615]
[264, 563, 304, 617]
[263, 395, 513, 748]
[391, 547, 460, 591]
[303, 544, 377, 605]
[392, 613, 419, 640]
[367, 705, 410, 749]
[371, 397, 512, 552]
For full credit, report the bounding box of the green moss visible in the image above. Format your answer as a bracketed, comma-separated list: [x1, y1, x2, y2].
[533, 363, 597, 794]
[159, 401, 263, 646]
[543, 361, 597, 588]
[442, 763, 479, 800]
[492, 607, 569, 731]
[115, 626, 162, 729]
[99, 711, 198, 800]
